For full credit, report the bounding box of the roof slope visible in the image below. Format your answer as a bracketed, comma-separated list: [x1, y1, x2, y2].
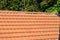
[0, 11, 60, 40]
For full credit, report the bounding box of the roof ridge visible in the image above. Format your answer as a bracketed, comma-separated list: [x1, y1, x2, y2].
[0, 10, 58, 16]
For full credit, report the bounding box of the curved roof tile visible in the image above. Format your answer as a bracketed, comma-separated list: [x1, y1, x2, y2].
[0, 11, 60, 40]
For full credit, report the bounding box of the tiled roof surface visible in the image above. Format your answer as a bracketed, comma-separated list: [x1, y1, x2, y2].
[0, 11, 60, 40]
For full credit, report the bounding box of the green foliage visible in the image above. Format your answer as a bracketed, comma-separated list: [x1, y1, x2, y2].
[0, 0, 25, 11]
[0, 0, 57, 12]
[45, 4, 57, 12]
[57, 0, 60, 16]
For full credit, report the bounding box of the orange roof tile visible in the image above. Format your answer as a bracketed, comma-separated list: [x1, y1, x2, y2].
[0, 11, 60, 40]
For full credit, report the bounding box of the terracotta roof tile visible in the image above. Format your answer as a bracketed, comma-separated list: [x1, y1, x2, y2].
[0, 11, 60, 40]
